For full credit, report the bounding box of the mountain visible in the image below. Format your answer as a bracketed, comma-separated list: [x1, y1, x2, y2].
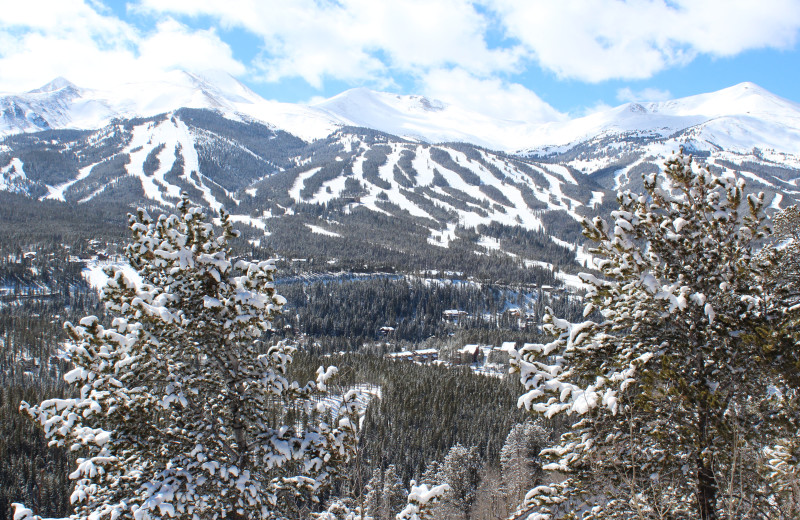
[0, 107, 606, 286]
[0, 70, 334, 140]
[520, 82, 800, 153]
[518, 84, 800, 205]
[310, 87, 541, 150]
[2, 73, 800, 285]
[0, 72, 544, 149]
[4, 72, 800, 156]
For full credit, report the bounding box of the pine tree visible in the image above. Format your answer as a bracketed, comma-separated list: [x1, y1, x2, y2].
[363, 467, 383, 519]
[500, 420, 548, 507]
[395, 481, 449, 520]
[13, 197, 360, 520]
[758, 205, 800, 518]
[436, 444, 481, 520]
[509, 150, 799, 519]
[380, 465, 406, 520]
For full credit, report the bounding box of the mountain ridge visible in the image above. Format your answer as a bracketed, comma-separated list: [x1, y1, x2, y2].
[2, 73, 800, 281]
[3, 71, 799, 158]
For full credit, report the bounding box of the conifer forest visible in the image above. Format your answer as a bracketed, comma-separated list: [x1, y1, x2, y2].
[3, 144, 800, 520]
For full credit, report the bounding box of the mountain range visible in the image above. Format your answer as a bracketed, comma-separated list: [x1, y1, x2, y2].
[2, 71, 799, 285]
[4, 71, 800, 154]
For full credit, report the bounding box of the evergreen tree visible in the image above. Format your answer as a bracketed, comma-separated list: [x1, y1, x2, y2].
[13, 197, 360, 520]
[418, 460, 440, 487]
[759, 205, 800, 518]
[361, 464, 406, 520]
[436, 444, 481, 520]
[395, 481, 449, 520]
[510, 151, 799, 519]
[380, 465, 406, 520]
[363, 468, 382, 519]
[500, 420, 548, 507]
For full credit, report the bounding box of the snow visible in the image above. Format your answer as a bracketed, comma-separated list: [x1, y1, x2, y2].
[520, 82, 800, 156]
[551, 236, 595, 268]
[542, 163, 578, 184]
[525, 258, 591, 292]
[589, 191, 604, 209]
[397, 481, 450, 520]
[345, 143, 436, 220]
[3, 73, 800, 159]
[0, 158, 27, 193]
[42, 160, 102, 201]
[65, 116, 226, 210]
[312, 86, 556, 150]
[428, 223, 457, 248]
[227, 214, 268, 232]
[307, 175, 348, 205]
[305, 224, 341, 237]
[82, 259, 143, 290]
[314, 384, 380, 422]
[289, 167, 323, 202]
[411, 146, 435, 186]
[771, 193, 784, 210]
[477, 236, 501, 250]
[120, 122, 182, 204]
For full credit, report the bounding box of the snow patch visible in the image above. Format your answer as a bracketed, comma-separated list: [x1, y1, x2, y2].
[305, 224, 341, 237]
[0, 158, 27, 194]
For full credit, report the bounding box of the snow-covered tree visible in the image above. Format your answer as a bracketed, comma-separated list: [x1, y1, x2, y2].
[362, 465, 406, 520]
[509, 150, 799, 519]
[395, 481, 449, 520]
[363, 467, 383, 519]
[311, 499, 369, 520]
[758, 204, 800, 518]
[500, 420, 549, 506]
[436, 444, 481, 520]
[418, 460, 440, 487]
[380, 465, 407, 520]
[13, 197, 360, 520]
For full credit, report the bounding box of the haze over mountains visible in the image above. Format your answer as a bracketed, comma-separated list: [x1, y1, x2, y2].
[2, 70, 800, 284]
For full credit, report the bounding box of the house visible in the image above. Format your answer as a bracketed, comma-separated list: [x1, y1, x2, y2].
[386, 348, 439, 363]
[443, 309, 468, 322]
[379, 326, 396, 336]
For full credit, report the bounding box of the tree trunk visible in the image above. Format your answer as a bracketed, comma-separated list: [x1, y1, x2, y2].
[697, 457, 717, 520]
[696, 403, 718, 520]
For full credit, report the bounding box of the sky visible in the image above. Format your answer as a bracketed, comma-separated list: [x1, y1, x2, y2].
[2, 0, 800, 124]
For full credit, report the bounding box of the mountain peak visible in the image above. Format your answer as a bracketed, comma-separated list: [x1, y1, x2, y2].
[314, 87, 447, 113]
[730, 81, 764, 92]
[29, 77, 78, 94]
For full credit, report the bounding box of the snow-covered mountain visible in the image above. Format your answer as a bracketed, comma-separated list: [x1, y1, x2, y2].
[0, 108, 606, 285]
[0, 72, 537, 149]
[0, 70, 338, 141]
[522, 82, 800, 153]
[4, 72, 800, 158]
[2, 72, 800, 282]
[310, 88, 537, 150]
[517, 83, 800, 203]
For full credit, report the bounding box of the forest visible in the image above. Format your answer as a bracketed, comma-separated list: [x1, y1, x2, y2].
[4, 151, 800, 520]
[0, 200, 583, 520]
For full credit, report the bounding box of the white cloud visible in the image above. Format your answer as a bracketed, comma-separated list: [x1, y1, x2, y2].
[138, 19, 245, 77]
[2, 0, 799, 115]
[0, 0, 244, 92]
[489, 0, 800, 82]
[581, 101, 614, 117]
[421, 68, 565, 124]
[133, 0, 520, 88]
[616, 87, 672, 103]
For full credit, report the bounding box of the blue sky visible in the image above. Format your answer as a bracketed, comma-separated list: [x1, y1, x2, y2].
[2, 0, 800, 122]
